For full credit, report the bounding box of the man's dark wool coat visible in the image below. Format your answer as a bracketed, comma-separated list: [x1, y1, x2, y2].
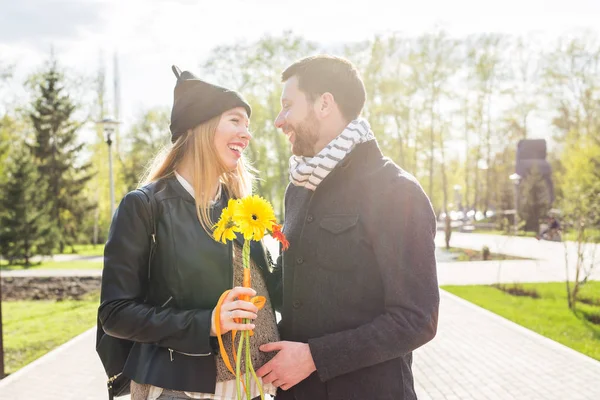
[272, 139, 440, 400]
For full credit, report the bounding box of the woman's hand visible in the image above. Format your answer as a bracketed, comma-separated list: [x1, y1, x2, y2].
[211, 286, 259, 336]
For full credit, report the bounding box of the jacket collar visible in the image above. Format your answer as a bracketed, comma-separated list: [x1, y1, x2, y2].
[168, 176, 269, 270]
[167, 174, 196, 203]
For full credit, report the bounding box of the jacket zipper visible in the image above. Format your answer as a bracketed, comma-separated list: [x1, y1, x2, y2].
[168, 348, 212, 361]
[161, 296, 173, 307]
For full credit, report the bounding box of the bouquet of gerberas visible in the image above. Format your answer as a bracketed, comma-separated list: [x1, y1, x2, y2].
[213, 195, 289, 400]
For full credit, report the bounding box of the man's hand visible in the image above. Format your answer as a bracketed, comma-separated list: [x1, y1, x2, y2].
[257, 341, 316, 391]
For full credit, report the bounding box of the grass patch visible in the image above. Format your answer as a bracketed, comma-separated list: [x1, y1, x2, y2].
[2, 291, 100, 375]
[491, 283, 540, 298]
[66, 244, 105, 257]
[561, 228, 600, 244]
[583, 312, 600, 325]
[474, 228, 600, 243]
[0, 260, 102, 270]
[443, 281, 600, 361]
[473, 229, 538, 238]
[446, 247, 530, 262]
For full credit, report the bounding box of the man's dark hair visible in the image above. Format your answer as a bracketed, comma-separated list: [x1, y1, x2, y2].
[281, 55, 366, 122]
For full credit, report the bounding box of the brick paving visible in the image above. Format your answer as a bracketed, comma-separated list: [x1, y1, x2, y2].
[436, 232, 600, 265]
[1, 269, 102, 278]
[413, 291, 600, 400]
[0, 326, 123, 400]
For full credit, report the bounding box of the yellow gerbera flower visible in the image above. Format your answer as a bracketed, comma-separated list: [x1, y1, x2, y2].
[234, 195, 275, 241]
[213, 199, 240, 243]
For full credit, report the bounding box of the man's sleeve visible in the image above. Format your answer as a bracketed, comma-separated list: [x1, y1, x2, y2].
[307, 174, 439, 381]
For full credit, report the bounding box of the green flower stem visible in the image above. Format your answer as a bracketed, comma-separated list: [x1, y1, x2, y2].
[236, 331, 244, 400]
[248, 355, 264, 400]
[240, 240, 255, 399]
[242, 240, 251, 268]
[245, 330, 251, 398]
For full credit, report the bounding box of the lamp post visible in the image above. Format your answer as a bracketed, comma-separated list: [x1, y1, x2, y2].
[98, 118, 119, 216]
[509, 173, 522, 234]
[0, 254, 4, 378]
[453, 184, 462, 213]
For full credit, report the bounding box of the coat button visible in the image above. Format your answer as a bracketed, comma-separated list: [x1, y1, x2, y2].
[307, 214, 314, 223]
[293, 300, 302, 309]
[296, 257, 304, 265]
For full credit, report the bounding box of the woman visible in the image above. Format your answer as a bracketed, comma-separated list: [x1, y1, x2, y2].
[98, 66, 279, 400]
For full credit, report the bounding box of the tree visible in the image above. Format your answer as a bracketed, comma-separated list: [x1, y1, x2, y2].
[503, 36, 540, 141]
[0, 144, 53, 265]
[121, 108, 171, 191]
[27, 58, 95, 253]
[466, 33, 506, 214]
[559, 134, 600, 310]
[414, 30, 459, 208]
[542, 32, 600, 142]
[0, 65, 16, 184]
[0, 115, 17, 185]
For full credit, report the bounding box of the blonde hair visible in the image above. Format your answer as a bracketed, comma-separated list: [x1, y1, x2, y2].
[141, 114, 254, 235]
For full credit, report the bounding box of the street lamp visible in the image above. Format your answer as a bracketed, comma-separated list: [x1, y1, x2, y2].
[98, 118, 120, 217]
[453, 184, 462, 212]
[509, 173, 522, 234]
[0, 254, 4, 378]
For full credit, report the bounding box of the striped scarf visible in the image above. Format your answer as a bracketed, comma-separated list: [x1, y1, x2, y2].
[289, 118, 375, 191]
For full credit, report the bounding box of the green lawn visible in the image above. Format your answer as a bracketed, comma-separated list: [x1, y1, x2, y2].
[2, 291, 100, 375]
[473, 229, 538, 238]
[0, 260, 102, 270]
[443, 282, 600, 361]
[474, 228, 600, 243]
[446, 247, 530, 262]
[561, 228, 600, 244]
[66, 244, 105, 257]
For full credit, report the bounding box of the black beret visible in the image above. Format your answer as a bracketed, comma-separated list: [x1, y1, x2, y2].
[169, 65, 252, 143]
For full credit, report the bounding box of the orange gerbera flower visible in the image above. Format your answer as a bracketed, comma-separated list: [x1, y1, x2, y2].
[271, 223, 289, 250]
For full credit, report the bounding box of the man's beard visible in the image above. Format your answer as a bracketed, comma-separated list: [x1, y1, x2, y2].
[288, 110, 320, 157]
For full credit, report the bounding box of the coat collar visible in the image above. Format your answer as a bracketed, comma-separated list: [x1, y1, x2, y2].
[167, 176, 270, 271]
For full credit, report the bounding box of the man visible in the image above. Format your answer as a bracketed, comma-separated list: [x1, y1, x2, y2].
[257, 55, 439, 400]
[537, 215, 561, 241]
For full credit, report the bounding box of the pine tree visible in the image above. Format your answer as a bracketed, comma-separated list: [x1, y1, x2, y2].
[0, 145, 53, 265]
[27, 58, 95, 253]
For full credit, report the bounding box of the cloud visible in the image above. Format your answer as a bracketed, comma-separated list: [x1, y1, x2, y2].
[0, 0, 109, 48]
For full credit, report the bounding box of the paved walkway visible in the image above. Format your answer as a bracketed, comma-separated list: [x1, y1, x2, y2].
[27, 254, 103, 263]
[1, 291, 599, 399]
[1, 269, 102, 277]
[437, 232, 600, 265]
[413, 291, 600, 400]
[435, 232, 600, 285]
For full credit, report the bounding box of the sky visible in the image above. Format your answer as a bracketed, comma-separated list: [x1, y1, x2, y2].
[1, 0, 600, 141]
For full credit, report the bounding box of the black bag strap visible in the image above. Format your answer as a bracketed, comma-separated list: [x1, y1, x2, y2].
[135, 187, 158, 282]
[99, 188, 159, 400]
